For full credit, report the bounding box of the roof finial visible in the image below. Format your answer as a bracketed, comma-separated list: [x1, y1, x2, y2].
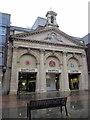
[50, 8, 52, 11]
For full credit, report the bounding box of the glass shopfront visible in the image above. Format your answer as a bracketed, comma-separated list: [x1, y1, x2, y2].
[18, 72, 36, 92]
[69, 74, 79, 90]
[46, 73, 59, 91]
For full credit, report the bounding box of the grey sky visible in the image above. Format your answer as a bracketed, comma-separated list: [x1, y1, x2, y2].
[0, 0, 89, 37]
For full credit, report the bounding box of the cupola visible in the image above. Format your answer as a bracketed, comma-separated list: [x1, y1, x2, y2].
[45, 10, 59, 28]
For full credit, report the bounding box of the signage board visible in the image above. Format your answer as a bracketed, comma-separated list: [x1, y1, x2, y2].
[68, 70, 81, 73]
[19, 68, 37, 72]
[46, 69, 61, 73]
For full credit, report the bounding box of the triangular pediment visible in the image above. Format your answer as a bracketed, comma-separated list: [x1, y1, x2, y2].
[13, 27, 84, 47]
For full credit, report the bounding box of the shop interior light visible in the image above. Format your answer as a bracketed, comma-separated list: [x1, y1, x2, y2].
[22, 82, 25, 86]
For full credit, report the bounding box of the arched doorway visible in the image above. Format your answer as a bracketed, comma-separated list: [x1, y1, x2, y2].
[46, 73, 60, 91]
[68, 57, 80, 90]
[18, 72, 36, 92]
[45, 56, 61, 91]
[18, 54, 37, 92]
[69, 73, 79, 90]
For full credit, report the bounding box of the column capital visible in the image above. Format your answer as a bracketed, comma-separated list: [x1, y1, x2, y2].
[27, 48, 31, 53]
[72, 53, 76, 57]
[81, 53, 86, 58]
[13, 46, 19, 50]
[40, 49, 45, 53]
[59, 63, 63, 66]
[13, 46, 19, 53]
[63, 51, 67, 56]
[52, 50, 55, 55]
[36, 62, 40, 65]
[78, 64, 82, 67]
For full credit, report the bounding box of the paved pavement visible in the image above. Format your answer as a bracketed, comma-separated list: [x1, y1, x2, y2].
[1, 90, 90, 119]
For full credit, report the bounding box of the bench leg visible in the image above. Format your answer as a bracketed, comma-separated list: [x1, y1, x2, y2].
[27, 103, 31, 120]
[60, 106, 62, 113]
[27, 103, 29, 119]
[65, 105, 68, 116]
[29, 110, 31, 120]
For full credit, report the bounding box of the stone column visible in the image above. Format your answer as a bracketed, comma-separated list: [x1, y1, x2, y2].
[10, 46, 18, 94]
[2, 42, 12, 95]
[61, 52, 70, 91]
[2, 67, 11, 95]
[79, 54, 88, 90]
[39, 49, 46, 92]
[59, 64, 63, 91]
[36, 63, 40, 93]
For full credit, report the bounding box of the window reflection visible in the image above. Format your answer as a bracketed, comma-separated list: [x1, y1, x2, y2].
[70, 100, 83, 110]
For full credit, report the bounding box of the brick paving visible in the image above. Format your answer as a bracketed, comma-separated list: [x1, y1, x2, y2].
[1, 90, 90, 119]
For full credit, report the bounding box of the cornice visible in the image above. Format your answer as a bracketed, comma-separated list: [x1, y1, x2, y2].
[11, 26, 84, 47]
[11, 37, 85, 49]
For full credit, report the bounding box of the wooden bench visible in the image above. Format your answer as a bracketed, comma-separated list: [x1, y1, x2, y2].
[27, 97, 68, 120]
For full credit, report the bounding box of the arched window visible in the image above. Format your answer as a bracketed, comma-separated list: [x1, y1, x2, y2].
[51, 16, 54, 23]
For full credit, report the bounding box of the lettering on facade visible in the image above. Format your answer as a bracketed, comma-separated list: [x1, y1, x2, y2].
[72, 70, 78, 72]
[20, 68, 37, 72]
[68, 70, 81, 73]
[46, 69, 61, 73]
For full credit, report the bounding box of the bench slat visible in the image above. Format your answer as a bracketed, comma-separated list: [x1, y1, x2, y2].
[30, 97, 67, 110]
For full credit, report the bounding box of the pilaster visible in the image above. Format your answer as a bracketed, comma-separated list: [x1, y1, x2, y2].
[39, 49, 46, 92]
[2, 42, 12, 94]
[61, 52, 70, 91]
[36, 63, 40, 93]
[59, 64, 63, 91]
[79, 54, 88, 90]
[10, 46, 18, 94]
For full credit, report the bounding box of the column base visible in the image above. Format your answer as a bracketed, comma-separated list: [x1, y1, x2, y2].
[39, 89, 47, 93]
[35, 89, 47, 94]
[9, 90, 17, 95]
[35, 89, 40, 93]
[59, 89, 70, 92]
[2, 90, 10, 95]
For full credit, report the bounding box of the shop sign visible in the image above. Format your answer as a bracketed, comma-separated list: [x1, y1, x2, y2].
[70, 63, 74, 68]
[49, 60, 56, 67]
[20, 68, 37, 72]
[68, 70, 81, 73]
[25, 60, 30, 65]
[46, 69, 61, 73]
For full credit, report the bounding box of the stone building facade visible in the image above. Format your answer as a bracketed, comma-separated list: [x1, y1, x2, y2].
[82, 34, 90, 89]
[8, 11, 88, 94]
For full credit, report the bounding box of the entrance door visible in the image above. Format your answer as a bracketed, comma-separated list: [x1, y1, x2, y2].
[46, 73, 59, 91]
[69, 74, 79, 90]
[18, 72, 36, 92]
[55, 74, 59, 90]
